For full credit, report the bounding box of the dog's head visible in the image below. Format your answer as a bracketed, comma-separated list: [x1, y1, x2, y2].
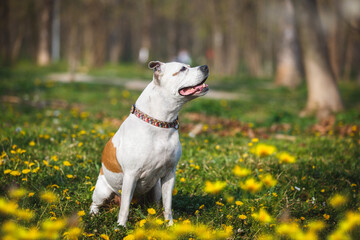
[148, 61, 209, 99]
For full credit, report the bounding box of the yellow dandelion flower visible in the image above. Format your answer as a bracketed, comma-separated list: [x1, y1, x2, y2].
[123, 235, 135, 240]
[40, 191, 58, 203]
[63, 227, 82, 240]
[77, 210, 85, 217]
[232, 165, 251, 177]
[277, 152, 296, 164]
[182, 219, 191, 224]
[329, 194, 348, 208]
[9, 188, 27, 199]
[29, 141, 36, 147]
[147, 208, 156, 215]
[307, 220, 325, 232]
[90, 186, 95, 191]
[338, 211, 360, 233]
[100, 234, 110, 240]
[239, 214, 247, 220]
[15, 208, 34, 220]
[155, 219, 164, 225]
[4, 169, 11, 174]
[226, 196, 234, 203]
[10, 170, 21, 176]
[276, 222, 303, 238]
[216, 201, 224, 207]
[272, 192, 278, 197]
[22, 169, 31, 174]
[323, 214, 330, 220]
[204, 181, 227, 194]
[0, 198, 18, 215]
[260, 174, 277, 188]
[180, 177, 186, 182]
[66, 174, 74, 179]
[251, 144, 276, 157]
[63, 161, 72, 166]
[78, 142, 83, 147]
[172, 188, 178, 196]
[252, 208, 272, 224]
[240, 178, 263, 193]
[51, 155, 58, 161]
[235, 201, 244, 206]
[28, 192, 35, 197]
[138, 219, 147, 227]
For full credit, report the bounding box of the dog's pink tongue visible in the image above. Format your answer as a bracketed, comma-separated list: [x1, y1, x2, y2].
[180, 87, 197, 96]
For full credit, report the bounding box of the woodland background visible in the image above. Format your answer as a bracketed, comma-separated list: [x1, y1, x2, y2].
[1, 0, 360, 118]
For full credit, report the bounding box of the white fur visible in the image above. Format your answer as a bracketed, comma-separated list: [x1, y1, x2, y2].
[90, 61, 209, 227]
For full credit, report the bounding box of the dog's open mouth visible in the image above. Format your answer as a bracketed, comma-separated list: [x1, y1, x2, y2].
[179, 78, 209, 96]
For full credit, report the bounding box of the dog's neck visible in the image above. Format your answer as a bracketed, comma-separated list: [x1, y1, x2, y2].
[135, 81, 185, 122]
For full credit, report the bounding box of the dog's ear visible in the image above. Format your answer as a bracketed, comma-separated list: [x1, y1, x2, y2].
[148, 61, 163, 85]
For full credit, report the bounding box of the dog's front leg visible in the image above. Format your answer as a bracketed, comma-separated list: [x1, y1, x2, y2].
[161, 170, 176, 225]
[117, 173, 137, 227]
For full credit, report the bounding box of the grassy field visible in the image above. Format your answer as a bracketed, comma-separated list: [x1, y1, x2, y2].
[0, 63, 360, 239]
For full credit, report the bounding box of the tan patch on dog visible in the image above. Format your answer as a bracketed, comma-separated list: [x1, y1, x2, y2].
[172, 71, 180, 76]
[100, 167, 104, 175]
[101, 138, 122, 173]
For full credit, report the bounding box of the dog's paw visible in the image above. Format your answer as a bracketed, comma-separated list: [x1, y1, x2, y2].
[89, 204, 99, 215]
[115, 224, 127, 231]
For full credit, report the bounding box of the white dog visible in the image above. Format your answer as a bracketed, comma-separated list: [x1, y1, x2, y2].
[89, 61, 209, 226]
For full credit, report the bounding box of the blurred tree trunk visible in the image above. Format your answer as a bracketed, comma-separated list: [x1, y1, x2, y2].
[0, 0, 11, 66]
[242, 1, 263, 77]
[51, 0, 60, 62]
[292, 0, 343, 119]
[275, 0, 302, 88]
[37, 0, 52, 66]
[138, 0, 151, 63]
[224, 0, 239, 75]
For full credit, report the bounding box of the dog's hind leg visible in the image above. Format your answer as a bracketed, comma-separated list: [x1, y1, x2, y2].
[90, 171, 114, 215]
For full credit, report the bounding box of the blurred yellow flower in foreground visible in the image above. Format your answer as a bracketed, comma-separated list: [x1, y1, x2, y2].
[40, 191, 58, 203]
[277, 152, 296, 164]
[252, 208, 272, 224]
[63, 161, 72, 166]
[204, 181, 227, 194]
[251, 144, 276, 157]
[259, 174, 277, 188]
[276, 222, 303, 239]
[9, 188, 27, 199]
[329, 194, 348, 208]
[240, 178, 263, 193]
[233, 165, 251, 177]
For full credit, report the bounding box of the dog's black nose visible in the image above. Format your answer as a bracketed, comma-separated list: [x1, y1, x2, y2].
[200, 65, 209, 73]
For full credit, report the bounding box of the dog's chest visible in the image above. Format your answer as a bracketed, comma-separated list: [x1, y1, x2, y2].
[135, 134, 180, 191]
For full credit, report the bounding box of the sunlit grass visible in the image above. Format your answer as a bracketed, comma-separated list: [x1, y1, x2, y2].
[0, 64, 359, 239]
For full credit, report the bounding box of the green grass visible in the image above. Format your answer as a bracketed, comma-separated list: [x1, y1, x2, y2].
[0, 63, 360, 239]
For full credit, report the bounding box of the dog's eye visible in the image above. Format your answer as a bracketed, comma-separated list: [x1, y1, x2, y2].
[180, 66, 187, 72]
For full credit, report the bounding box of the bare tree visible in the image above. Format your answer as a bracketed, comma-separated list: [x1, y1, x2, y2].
[292, 0, 343, 119]
[275, 0, 302, 88]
